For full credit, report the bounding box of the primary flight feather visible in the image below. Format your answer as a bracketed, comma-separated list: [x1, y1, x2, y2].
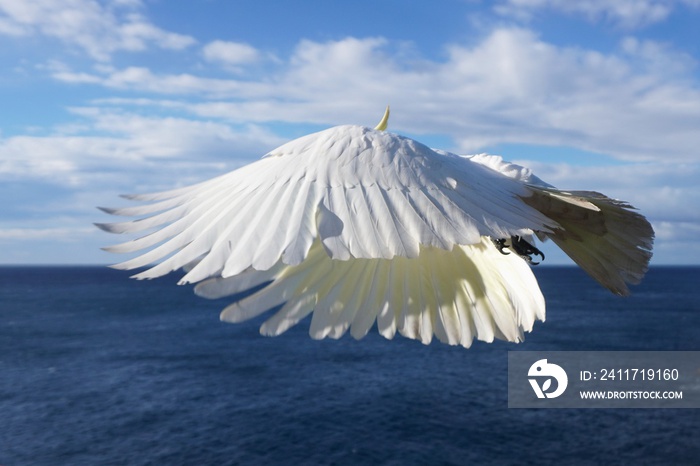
[98, 108, 654, 348]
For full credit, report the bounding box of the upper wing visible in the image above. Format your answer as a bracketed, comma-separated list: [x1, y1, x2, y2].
[98, 125, 557, 284]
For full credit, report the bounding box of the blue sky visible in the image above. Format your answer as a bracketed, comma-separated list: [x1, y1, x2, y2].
[1, 0, 700, 265]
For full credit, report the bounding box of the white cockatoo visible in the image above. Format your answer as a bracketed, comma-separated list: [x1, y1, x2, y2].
[98, 108, 653, 348]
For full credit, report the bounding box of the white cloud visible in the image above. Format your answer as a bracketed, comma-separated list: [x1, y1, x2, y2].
[0, 0, 195, 60]
[0, 13, 24, 35]
[52, 65, 263, 97]
[0, 226, 95, 240]
[202, 40, 262, 69]
[653, 221, 700, 242]
[0, 216, 112, 264]
[0, 109, 286, 190]
[49, 30, 700, 164]
[495, 0, 700, 28]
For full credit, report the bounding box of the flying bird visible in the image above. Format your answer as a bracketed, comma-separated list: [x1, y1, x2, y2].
[98, 107, 654, 348]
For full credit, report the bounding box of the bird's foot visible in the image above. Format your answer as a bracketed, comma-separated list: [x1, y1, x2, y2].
[493, 236, 545, 265]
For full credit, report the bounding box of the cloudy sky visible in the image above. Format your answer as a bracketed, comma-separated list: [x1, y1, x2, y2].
[1, 0, 699, 266]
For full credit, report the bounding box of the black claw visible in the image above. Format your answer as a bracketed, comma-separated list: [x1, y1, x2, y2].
[493, 238, 510, 255]
[493, 235, 545, 265]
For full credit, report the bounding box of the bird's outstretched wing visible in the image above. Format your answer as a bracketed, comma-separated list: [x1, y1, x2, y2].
[98, 126, 557, 283]
[98, 125, 653, 347]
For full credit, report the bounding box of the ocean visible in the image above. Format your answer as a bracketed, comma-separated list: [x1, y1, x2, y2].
[1, 266, 699, 465]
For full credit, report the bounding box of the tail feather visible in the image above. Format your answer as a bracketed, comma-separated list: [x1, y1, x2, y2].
[523, 187, 654, 296]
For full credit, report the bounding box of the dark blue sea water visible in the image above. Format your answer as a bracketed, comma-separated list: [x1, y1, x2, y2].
[1, 266, 699, 465]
